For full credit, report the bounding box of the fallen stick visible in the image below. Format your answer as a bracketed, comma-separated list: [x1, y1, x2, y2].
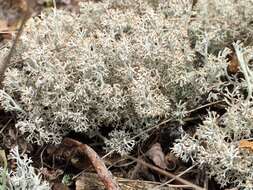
[62, 138, 121, 190]
[0, 14, 28, 87]
[125, 155, 205, 190]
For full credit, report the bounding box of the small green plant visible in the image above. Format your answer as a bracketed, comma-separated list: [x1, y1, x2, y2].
[62, 174, 72, 186]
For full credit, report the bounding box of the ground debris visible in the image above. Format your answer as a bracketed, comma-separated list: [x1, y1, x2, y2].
[76, 172, 180, 190]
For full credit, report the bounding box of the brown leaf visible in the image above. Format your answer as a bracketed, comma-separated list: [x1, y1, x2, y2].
[130, 157, 156, 181]
[52, 182, 70, 190]
[239, 140, 253, 152]
[146, 143, 167, 170]
[227, 51, 239, 75]
[53, 0, 80, 12]
[165, 153, 178, 171]
[40, 168, 64, 181]
[0, 20, 9, 32]
[75, 176, 88, 190]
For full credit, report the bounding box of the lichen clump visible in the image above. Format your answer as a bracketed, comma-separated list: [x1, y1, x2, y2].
[2, 0, 253, 189]
[0, 0, 195, 146]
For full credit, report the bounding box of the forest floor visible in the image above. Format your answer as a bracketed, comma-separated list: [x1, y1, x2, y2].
[0, 0, 249, 190]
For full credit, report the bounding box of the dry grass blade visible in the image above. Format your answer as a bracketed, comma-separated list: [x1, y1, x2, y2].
[152, 164, 197, 190]
[126, 155, 205, 190]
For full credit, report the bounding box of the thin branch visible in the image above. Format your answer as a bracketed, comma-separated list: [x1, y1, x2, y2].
[73, 99, 226, 181]
[186, 100, 225, 114]
[63, 138, 121, 190]
[125, 155, 205, 190]
[233, 42, 253, 101]
[152, 164, 197, 190]
[0, 12, 29, 87]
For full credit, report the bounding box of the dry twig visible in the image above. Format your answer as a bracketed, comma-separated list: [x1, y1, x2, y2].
[62, 138, 121, 190]
[0, 0, 32, 87]
[126, 155, 205, 190]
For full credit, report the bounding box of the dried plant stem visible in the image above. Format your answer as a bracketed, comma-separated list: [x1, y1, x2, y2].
[125, 155, 205, 190]
[63, 138, 121, 190]
[233, 42, 253, 101]
[152, 164, 197, 190]
[186, 100, 225, 114]
[0, 14, 28, 87]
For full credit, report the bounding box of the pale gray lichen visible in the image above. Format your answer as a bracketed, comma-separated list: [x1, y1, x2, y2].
[0, 0, 195, 150]
[0, 146, 50, 190]
[173, 42, 253, 189]
[1, 1, 253, 188]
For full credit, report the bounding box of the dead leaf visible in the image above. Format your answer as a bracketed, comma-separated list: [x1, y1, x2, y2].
[52, 182, 69, 190]
[227, 51, 239, 75]
[40, 168, 64, 181]
[53, 0, 80, 12]
[146, 143, 167, 170]
[0, 20, 9, 32]
[239, 140, 253, 152]
[130, 156, 156, 181]
[75, 176, 89, 190]
[165, 153, 177, 171]
[0, 150, 7, 169]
